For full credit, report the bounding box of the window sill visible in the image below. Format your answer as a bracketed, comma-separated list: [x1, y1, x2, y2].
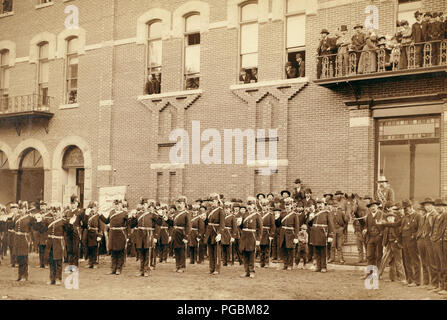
[137, 89, 202, 101]
[35, 2, 54, 9]
[59, 103, 79, 110]
[0, 11, 14, 18]
[230, 77, 309, 90]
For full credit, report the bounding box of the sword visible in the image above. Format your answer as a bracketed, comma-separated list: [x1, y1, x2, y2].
[216, 239, 221, 273]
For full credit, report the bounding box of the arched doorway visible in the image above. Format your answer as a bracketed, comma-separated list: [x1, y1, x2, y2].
[0, 150, 15, 204]
[61, 146, 85, 208]
[17, 148, 44, 203]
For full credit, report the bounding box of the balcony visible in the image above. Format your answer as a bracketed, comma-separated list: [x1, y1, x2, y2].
[314, 40, 447, 86]
[0, 94, 54, 135]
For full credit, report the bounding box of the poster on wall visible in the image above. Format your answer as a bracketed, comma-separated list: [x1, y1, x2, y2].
[98, 186, 127, 216]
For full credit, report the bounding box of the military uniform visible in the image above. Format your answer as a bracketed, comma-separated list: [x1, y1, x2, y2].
[36, 210, 52, 268]
[231, 208, 243, 265]
[189, 213, 205, 264]
[40, 215, 72, 284]
[0, 214, 7, 260]
[81, 211, 104, 268]
[221, 212, 237, 266]
[204, 205, 225, 274]
[64, 208, 83, 266]
[277, 208, 300, 269]
[308, 208, 335, 271]
[239, 209, 263, 277]
[329, 204, 349, 263]
[129, 210, 163, 276]
[13, 212, 38, 280]
[158, 219, 170, 262]
[99, 209, 129, 274]
[6, 214, 16, 266]
[167, 209, 191, 272]
[260, 209, 275, 267]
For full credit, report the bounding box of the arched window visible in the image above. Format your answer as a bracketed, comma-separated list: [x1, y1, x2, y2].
[145, 20, 162, 95]
[285, 0, 306, 78]
[66, 37, 78, 104]
[37, 42, 49, 106]
[0, 50, 9, 111]
[239, 2, 258, 84]
[184, 13, 201, 90]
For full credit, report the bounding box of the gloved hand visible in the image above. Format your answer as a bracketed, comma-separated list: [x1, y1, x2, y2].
[327, 237, 333, 243]
[215, 233, 221, 242]
[153, 238, 158, 244]
[163, 215, 168, 221]
[274, 213, 280, 220]
[362, 229, 367, 235]
[236, 218, 242, 226]
[230, 237, 235, 243]
[168, 236, 172, 242]
[182, 239, 188, 245]
[293, 238, 298, 244]
[69, 215, 77, 225]
[197, 238, 201, 243]
[269, 237, 273, 241]
[255, 240, 260, 246]
[35, 214, 42, 223]
[96, 237, 102, 242]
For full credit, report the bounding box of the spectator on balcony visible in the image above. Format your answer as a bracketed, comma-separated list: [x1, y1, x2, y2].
[357, 31, 378, 74]
[412, 11, 424, 67]
[250, 68, 258, 83]
[154, 74, 161, 94]
[285, 61, 297, 79]
[377, 35, 392, 71]
[398, 20, 412, 70]
[316, 28, 337, 78]
[3, 0, 12, 13]
[295, 53, 305, 77]
[429, 12, 444, 65]
[239, 68, 251, 84]
[145, 74, 156, 95]
[335, 25, 351, 76]
[422, 12, 431, 43]
[351, 24, 366, 72]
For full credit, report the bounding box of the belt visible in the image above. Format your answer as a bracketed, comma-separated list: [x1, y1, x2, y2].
[208, 223, 220, 226]
[313, 224, 328, 227]
[191, 228, 198, 231]
[242, 228, 256, 232]
[138, 227, 154, 231]
[88, 227, 98, 231]
[282, 226, 294, 230]
[174, 226, 185, 230]
[263, 227, 270, 229]
[160, 226, 169, 229]
[225, 227, 232, 230]
[48, 235, 64, 239]
[110, 227, 126, 230]
[8, 230, 15, 233]
[15, 231, 29, 236]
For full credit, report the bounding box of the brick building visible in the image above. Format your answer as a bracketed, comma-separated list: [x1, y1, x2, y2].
[0, 0, 446, 208]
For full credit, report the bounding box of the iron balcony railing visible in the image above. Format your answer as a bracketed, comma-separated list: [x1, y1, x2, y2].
[0, 94, 53, 114]
[317, 39, 447, 80]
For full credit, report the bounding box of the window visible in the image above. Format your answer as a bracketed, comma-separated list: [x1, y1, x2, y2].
[37, 42, 49, 107]
[184, 13, 200, 90]
[239, 2, 258, 83]
[145, 20, 162, 95]
[0, 0, 12, 14]
[285, 0, 306, 79]
[397, 0, 421, 28]
[66, 37, 78, 104]
[38, 0, 52, 3]
[0, 50, 9, 111]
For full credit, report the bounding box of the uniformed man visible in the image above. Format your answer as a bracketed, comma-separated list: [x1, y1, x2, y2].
[377, 176, 395, 208]
[198, 205, 208, 264]
[99, 199, 129, 275]
[38, 208, 75, 285]
[64, 196, 83, 267]
[399, 199, 422, 287]
[6, 203, 18, 267]
[259, 198, 275, 268]
[129, 201, 162, 277]
[221, 201, 236, 267]
[428, 198, 447, 292]
[231, 201, 243, 266]
[237, 197, 262, 278]
[0, 205, 7, 262]
[204, 193, 225, 275]
[166, 196, 191, 273]
[361, 200, 384, 279]
[35, 201, 51, 268]
[276, 197, 299, 271]
[189, 202, 205, 264]
[81, 201, 103, 269]
[271, 197, 282, 262]
[329, 191, 349, 264]
[308, 199, 335, 273]
[13, 202, 39, 281]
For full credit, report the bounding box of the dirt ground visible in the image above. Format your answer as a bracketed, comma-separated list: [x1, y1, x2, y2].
[0, 253, 446, 300]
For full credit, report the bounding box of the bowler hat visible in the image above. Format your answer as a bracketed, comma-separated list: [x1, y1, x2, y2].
[281, 190, 291, 197]
[424, 12, 432, 17]
[354, 24, 363, 29]
[384, 201, 397, 210]
[320, 28, 329, 34]
[434, 199, 447, 206]
[272, 207, 281, 212]
[414, 10, 423, 18]
[334, 190, 344, 196]
[433, 12, 438, 18]
[323, 193, 333, 198]
[420, 197, 435, 205]
[377, 176, 388, 183]
[295, 178, 301, 184]
[256, 193, 266, 199]
[304, 188, 312, 194]
[401, 199, 412, 208]
[340, 25, 348, 32]
[367, 201, 381, 208]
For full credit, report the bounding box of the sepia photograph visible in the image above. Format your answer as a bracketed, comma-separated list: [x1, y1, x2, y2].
[0, 0, 447, 306]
